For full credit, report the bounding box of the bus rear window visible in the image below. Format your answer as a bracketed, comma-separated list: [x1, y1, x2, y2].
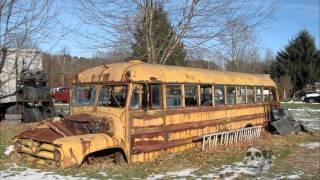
[72, 85, 96, 105]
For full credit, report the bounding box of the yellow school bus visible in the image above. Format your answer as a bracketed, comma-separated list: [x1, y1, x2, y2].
[14, 60, 279, 168]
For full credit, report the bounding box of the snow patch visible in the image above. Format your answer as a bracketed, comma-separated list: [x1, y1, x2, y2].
[275, 171, 304, 179]
[98, 172, 108, 176]
[147, 161, 272, 179]
[148, 168, 196, 179]
[299, 142, 320, 149]
[306, 93, 320, 98]
[288, 108, 320, 130]
[0, 164, 87, 180]
[166, 168, 196, 177]
[281, 101, 320, 104]
[288, 108, 320, 112]
[4, 145, 14, 156]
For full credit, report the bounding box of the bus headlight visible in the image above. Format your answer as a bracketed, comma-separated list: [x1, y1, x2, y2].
[53, 149, 61, 161]
[14, 140, 22, 151]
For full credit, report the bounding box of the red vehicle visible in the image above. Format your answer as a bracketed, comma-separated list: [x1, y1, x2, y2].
[51, 87, 70, 103]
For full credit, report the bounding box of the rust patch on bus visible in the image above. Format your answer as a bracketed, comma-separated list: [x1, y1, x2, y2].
[80, 138, 91, 155]
[14, 114, 115, 168]
[131, 113, 265, 135]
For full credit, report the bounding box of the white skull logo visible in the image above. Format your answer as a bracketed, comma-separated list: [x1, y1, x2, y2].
[244, 147, 264, 163]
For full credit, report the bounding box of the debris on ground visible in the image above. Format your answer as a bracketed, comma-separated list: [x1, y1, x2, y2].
[299, 142, 320, 149]
[271, 108, 312, 135]
[0, 164, 85, 180]
[3, 145, 14, 156]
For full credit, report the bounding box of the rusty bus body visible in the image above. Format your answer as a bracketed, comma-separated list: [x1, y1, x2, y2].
[13, 60, 279, 168]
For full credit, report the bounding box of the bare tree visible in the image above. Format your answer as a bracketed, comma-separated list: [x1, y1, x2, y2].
[217, 18, 260, 71]
[0, 0, 59, 100]
[76, 0, 275, 64]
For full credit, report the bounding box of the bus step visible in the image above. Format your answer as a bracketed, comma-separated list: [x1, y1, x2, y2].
[201, 126, 263, 151]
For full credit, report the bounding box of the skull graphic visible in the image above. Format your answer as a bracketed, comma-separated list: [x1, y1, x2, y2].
[243, 146, 273, 176]
[244, 147, 264, 163]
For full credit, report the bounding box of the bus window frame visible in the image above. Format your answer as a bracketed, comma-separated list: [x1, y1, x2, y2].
[236, 86, 246, 104]
[214, 84, 226, 106]
[199, 84, 213, 107]
[226, 85, 236, 105]
[184, 84, 199, 107]
[149, 83, 163, 110]
[129, 84, 147, 110]
[166, 84, 183, 109]
[263, 87, 270, 103]
[255, 86, 263, 103]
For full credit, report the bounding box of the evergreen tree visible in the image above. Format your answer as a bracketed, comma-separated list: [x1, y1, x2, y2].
[271, 30, 320, 93]
[131, 6, 187, 66]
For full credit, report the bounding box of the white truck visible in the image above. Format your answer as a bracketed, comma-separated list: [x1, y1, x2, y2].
[0, 48, 55, 122]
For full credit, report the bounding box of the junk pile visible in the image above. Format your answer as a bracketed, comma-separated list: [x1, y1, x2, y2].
[270, 108, 311, 135]
[5, 70, 56, 123]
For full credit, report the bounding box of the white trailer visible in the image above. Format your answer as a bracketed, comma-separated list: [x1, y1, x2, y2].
[0, 48, 43, 120]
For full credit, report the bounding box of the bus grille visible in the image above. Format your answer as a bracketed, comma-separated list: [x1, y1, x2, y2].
[15, 139, 58, 166]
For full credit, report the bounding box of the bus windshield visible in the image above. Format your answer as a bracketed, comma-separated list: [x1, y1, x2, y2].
[98, 85, 128, 108]
[72, 85, 96, 105]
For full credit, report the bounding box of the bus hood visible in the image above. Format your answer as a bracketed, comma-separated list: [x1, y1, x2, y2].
[14, 114, 119, 168]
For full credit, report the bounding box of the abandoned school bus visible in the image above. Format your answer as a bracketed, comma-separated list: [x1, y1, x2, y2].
[13, 60, 279, 168]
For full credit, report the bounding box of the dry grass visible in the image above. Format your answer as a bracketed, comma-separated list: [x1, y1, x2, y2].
[0, 121, 319, 179]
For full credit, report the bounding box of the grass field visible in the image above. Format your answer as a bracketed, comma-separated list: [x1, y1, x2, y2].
[0, 103, 319, 179]
[281, 102, 320, 109]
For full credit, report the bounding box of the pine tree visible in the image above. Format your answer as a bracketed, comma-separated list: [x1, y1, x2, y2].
[131, 6, 187, 66]
[271, 30, 320, 93]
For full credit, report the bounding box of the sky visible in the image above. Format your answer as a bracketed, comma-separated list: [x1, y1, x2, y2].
[44, 0, 320, 58]
[258, 0, 320, 56]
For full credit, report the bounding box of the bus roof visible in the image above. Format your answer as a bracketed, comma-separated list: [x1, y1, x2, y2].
[74, 60, 277, 87]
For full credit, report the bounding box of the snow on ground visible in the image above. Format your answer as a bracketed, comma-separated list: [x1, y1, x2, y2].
[3, 145, 14, 156]
[288, 108, 320, 130]
[0, 164, 88, 180]
[282, 101, 320, 104]
[306, 93, 320, 98]
[274, 171, 305, 179]
[147, 161, 272, 179]
[299, 142, 320, 149]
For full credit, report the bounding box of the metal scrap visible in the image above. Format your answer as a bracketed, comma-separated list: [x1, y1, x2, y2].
[271, 108, 311, 135]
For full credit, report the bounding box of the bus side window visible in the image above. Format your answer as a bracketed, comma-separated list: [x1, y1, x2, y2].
[256, 87, 262, 103]
[247, 86, 254, 103]
[227, 86, 236, 104]
[263, 88, 270, 102]
[166, 85, 182, 108]
[185, 85, 198, 107]
[214, 85, 225, 105]
[150, 84, 162, 109]
[130, 84, 146, 109]
[270, 88, 277, 102]
[200, 85, 212, 106]
[236, 86, 246, 104]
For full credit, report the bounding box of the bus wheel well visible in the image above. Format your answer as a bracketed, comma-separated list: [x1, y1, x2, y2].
[83, 148, 127, 165]
[245, 123, 253, 128]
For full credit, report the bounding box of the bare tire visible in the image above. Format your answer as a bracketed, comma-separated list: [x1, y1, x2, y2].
[23, 108, 42, 122]
[5, 114, 22, 120]
[6, 105, 23, 114]
[44, 106, 56, 117]
[32, 108, 43, 121]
